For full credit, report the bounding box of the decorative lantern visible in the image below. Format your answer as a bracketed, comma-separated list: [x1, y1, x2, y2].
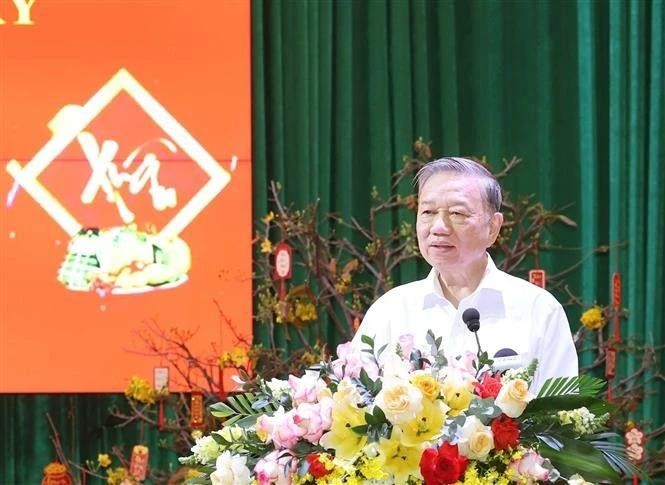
[41, 462, 73, 485]
[129, 445, 149, 481]
[190, 392, 204, 428]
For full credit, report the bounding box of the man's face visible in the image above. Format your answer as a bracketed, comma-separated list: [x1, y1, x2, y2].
[416, 172, 502, 273]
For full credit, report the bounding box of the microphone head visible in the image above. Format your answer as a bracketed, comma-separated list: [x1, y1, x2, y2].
[462, 307, 480, 332]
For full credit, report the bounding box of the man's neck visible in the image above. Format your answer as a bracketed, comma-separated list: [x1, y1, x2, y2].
[437, 256, 488, 308]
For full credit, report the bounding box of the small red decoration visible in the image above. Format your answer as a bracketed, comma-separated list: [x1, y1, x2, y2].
[625, 423, 645, 464]
[190, 392, 204, 428]
[612, 272, 622, 310]
[528, 269, 546, 289]
[273, 241, 293, 300]
[605, 346, 617, 380]
[154, 367, 169, 430]
[41, 463, 73, 485]
[129, 445, 149, 481]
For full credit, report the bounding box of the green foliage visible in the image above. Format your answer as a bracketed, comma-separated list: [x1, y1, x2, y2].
[537, 375, 606, 398]
[209, 393, 277, 427]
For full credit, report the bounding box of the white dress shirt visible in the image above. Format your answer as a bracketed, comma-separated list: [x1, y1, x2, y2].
[353, 255, 578, 392]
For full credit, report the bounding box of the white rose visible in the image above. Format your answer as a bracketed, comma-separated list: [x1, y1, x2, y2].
[495, 378, 534, 418]
[374, 378, 423, 424]
[210, 451, 252, 485]
[457, 415, 494, 461]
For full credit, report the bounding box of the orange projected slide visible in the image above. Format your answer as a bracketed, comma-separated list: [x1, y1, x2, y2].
[0, 1, 252, 392]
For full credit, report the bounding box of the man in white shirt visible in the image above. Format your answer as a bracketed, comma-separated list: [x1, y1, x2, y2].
[353, 157, 578, 392]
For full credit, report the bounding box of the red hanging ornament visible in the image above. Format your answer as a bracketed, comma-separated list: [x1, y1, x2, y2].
[612, 272, 622, 342]
[528, 269, 546, 289]
[625, 423, 645, 465]
[190, 392, 204, 428]
[273, 241, 293, 300]
[129, 445, 149, 481]
[153, 366, 169, 431]
[41, 463, 73, 485]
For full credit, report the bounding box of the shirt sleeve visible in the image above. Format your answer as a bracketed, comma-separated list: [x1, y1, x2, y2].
[530, 297, 579, 393]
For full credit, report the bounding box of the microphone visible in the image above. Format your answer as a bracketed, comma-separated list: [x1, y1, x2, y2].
[462, 307, 487, 375]
[462, 308, 480, 332]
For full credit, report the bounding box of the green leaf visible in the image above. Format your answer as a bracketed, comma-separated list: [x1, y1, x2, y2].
[538, 435, 621, 484]
[361, 335, 375, 348]
[210, 401, 235, 418]
[537, 375, 605, 398]
[523, 395, 614, 416]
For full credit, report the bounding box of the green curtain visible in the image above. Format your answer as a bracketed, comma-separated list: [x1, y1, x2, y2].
[3, 0, 663, 482]
[252, 0, 664, 467]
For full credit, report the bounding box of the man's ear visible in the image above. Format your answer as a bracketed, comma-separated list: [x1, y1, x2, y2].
[488, 212, 504, 245]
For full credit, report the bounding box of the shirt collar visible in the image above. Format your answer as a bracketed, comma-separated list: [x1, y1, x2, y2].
[425, 253, 503, 300]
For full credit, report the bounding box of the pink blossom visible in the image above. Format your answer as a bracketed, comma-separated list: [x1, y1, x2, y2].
[255, 408, 301, 450]
[398, 334, 415, 358]
[254, 450, 296, 485]
[288, 373, 327, 405]
[290, 399, 333, 444]
[331, 342, 379, 379]
[509, 450, 550, 483]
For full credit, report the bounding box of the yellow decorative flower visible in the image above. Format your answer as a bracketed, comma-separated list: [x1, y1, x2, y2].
[399, 398, 447, 446]
[318, 397, 367, 460]
[580, 306, 606, 330]
[294, 301, 318, 322]
[220, 347, 248, 368]
[443, 382, 473, 416]
[106, 466, 131, 485]
[410, 370, 441, 401]
[124, 376, 155, 405]
[97, 453, 111, 468]
[357, 455, 388, 480]
[260, 238, 273, 254]
[377, 428, 423, 483]
[262, 211, 275, 223]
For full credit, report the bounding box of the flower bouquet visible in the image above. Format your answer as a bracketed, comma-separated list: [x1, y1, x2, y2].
[180, 331, 637, 484]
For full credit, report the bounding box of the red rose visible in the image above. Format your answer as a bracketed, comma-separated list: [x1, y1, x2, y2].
[305, 453, 331, 478]
[475, 372, 503, 399]
[491, 414, 521, 451]
[419, 442, 468, 484]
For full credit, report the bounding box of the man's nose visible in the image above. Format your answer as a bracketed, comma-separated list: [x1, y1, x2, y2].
[430, 211, 452, 234]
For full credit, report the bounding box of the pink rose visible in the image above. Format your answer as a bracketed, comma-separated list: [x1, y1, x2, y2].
[288, 373, 327, 405]
[331, 342, 379, 379]
[290, 399, 333, 444]
[509, 450, 550, 483]
[255, 408, 300, 450]
[254, 450, 296, 485]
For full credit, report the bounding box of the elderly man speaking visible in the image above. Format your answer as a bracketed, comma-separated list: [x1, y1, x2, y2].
[353, 157, 578, 392]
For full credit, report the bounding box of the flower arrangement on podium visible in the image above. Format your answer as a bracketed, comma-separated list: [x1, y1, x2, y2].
[180, 331, 635, 484]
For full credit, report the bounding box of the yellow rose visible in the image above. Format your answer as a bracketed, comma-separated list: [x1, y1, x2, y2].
[410, 371, 441, 401]
[580, 306, 606, 330]
[495, 379, 534, 418]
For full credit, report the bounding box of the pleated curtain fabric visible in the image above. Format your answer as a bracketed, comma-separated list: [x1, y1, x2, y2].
[2, 1, 663, 482]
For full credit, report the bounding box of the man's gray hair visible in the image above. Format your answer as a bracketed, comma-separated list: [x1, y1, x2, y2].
[415, 157, 503, 213]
